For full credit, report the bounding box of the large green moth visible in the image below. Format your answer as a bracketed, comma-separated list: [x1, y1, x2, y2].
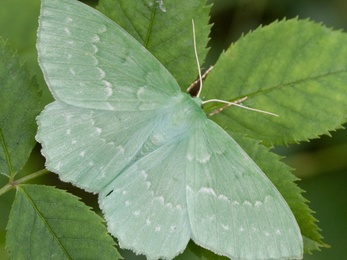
[35, 0, 303, 259]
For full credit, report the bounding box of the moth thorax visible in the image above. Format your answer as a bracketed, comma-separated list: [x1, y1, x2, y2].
[170, 94, 204, 127]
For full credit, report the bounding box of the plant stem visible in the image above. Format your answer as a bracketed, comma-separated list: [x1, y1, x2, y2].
[0, 168, 49, 196]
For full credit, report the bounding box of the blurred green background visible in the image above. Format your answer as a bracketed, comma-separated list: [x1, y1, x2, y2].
[1, 0, 347, 259]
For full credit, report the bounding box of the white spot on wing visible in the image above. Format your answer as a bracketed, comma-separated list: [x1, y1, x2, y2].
[64, 28, 71, 35]
[97, 67, 105, 78]
[176, 205, 182, 211]
[153, 196, 164, 205]
[80, 151, 85, 156]
[95, 127, 102, 134]
[208, 215, 215, 221]
[89, 161, 94, 166]
[99, 24, 107, 33]
[66, 129, 71, 135]
[122, 191, 126, 195]
[255, 201, 263, 207]
[66, 18, 73, 22]
[134, 211, 140, 215]
[146, 219, 151, 226]
[67, 40, 74, 45]
[137, 87, 145, 98]
[276, 229, 281, 235]
[265, 195, 271, 203]
[69, 68, 75, 75]
[103, 80, 112, 88]
[92, 35, 100, 42]
[91, 55, 98, 65]
[239, 227, 244, 232]
[105, 86, 112, 98]
[71, 140, 77, 144]
[222, 224, 229, 230]
[92, 44, 98, 53]
[232, 201, 240, 205]
[197, 154, 211, 163]
[56, 162, 61, 170]
[155, 225, 161, 232]
[218, 194, 229, 202]
[125, 201, 130, 206]
[106, 102, 114, 110]
[116, 145, 124, 153]
[107, 142, 115, 147]
[243, 201, 252, 206]
[265, 232, 270, 236]
[141, 170, 147, 178]
[198, 187, 217, 197]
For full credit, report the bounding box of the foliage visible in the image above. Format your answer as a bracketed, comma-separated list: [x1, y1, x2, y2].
[0, 37, 42, 177]
[6, 185, 121, 260]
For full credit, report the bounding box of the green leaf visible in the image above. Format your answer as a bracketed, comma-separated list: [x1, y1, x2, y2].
[97, 0, 211, 91]
[202, 18, 347, 145]
[303, 235, 329, 255]
[0, 0, 49, 101]
[6, 184, 121, 260]
[188, 239, 229, 260]
[0, 37, 42, 177]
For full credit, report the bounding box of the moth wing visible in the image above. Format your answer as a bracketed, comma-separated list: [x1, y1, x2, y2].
[99, 139, 191, 260]
[37, 0, 181, 111]
[36, 101, 164, 192]
[186, 119, 303, 260]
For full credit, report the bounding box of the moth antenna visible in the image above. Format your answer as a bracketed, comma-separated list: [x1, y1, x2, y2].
[187, 66, 214, 93]
[203, 97, 279, 117]
[191, 21, 277, 117]
[207, 97, 247, 116]
[191, 19, 203, 98]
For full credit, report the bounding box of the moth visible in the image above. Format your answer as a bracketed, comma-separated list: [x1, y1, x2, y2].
[36, 0, 303, 259]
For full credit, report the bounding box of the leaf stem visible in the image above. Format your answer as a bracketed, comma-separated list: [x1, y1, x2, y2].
[0, 168, 49, 196]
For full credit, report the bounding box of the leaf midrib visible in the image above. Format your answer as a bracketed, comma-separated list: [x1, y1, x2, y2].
[209, 68, 347, 108]
[20, 186, 73, 260]
[245, 68, 347, 100]
[143, 0, 157, 48]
